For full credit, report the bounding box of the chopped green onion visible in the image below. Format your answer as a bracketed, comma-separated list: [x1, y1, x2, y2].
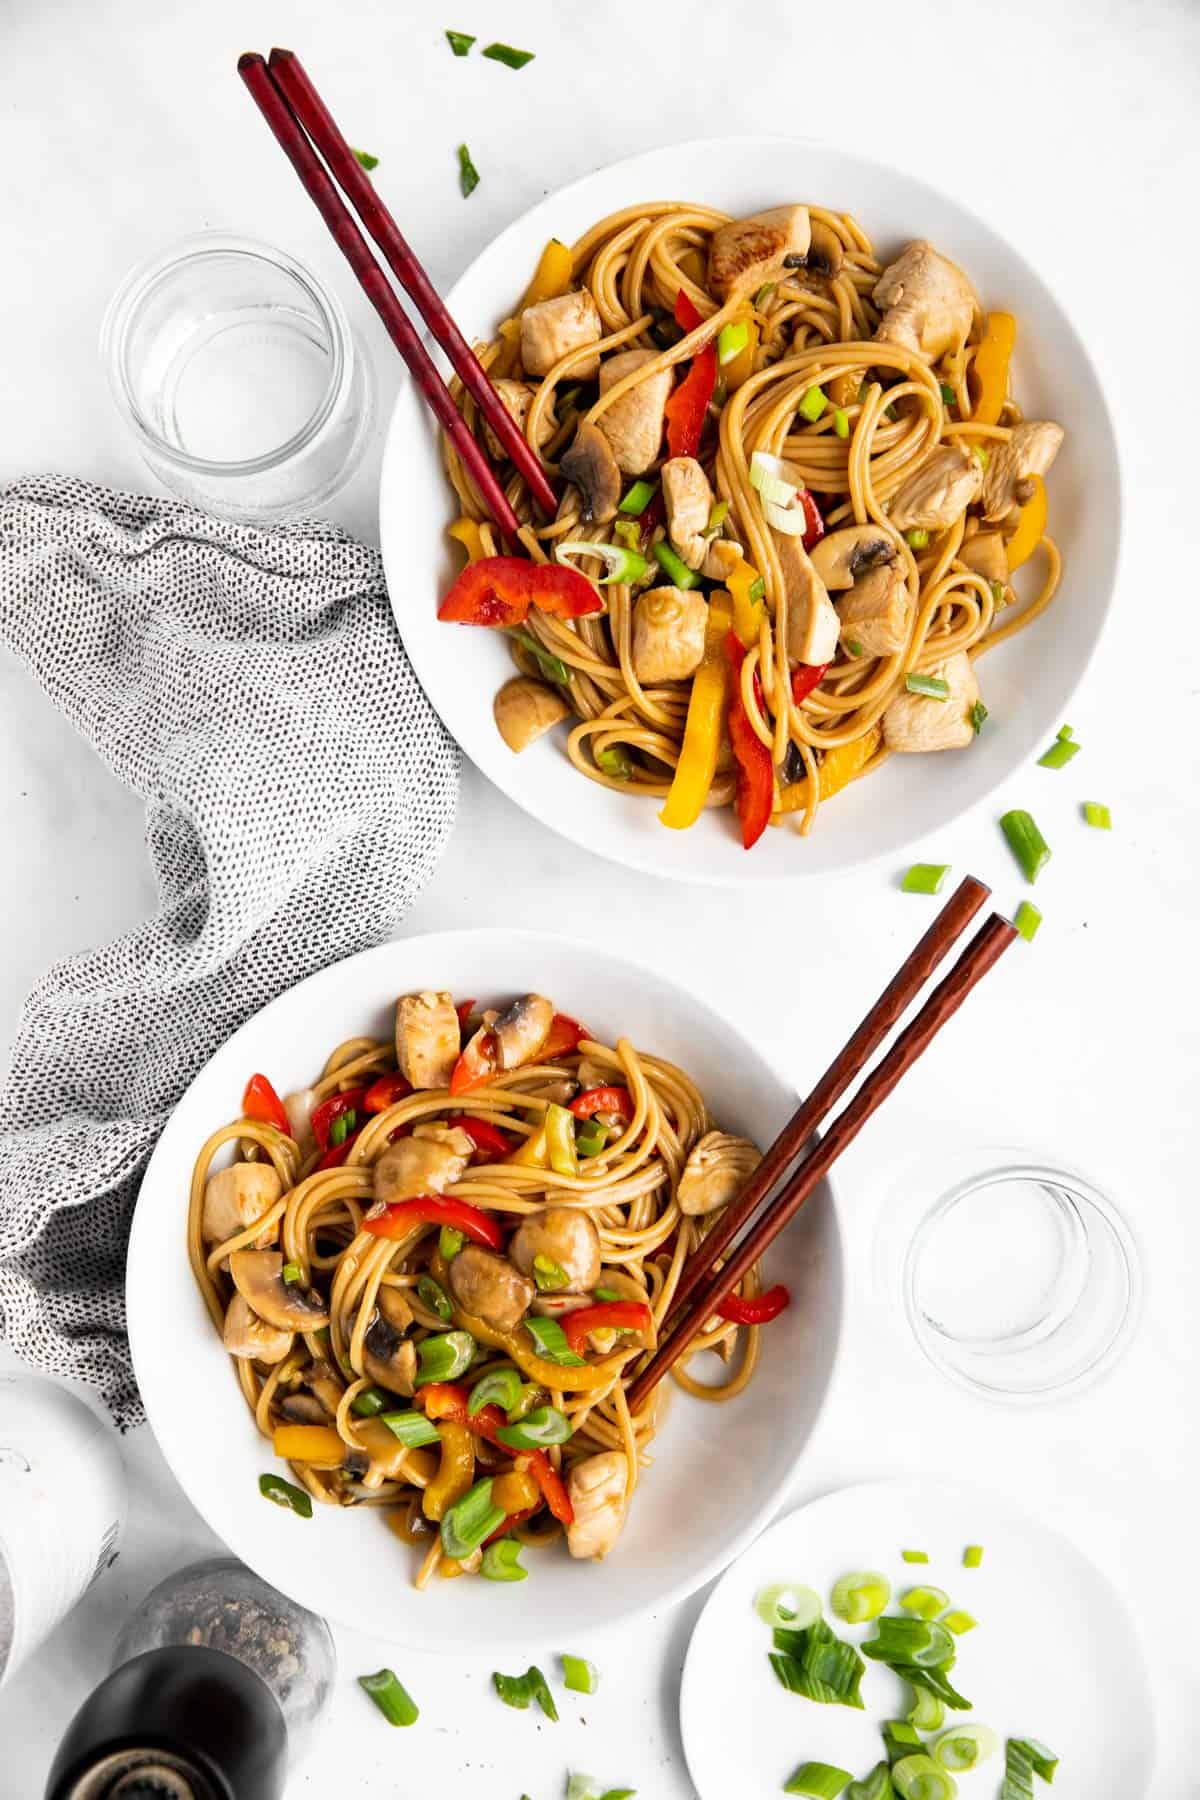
[833, 408, 850, 439]
[480, 1537, 528, 1582]
[901, 863, 950, 896]
[717, 321, 750, 366]
[439, 1225, 464, 1260]
[768, 1651, 843, 1704]
[562, 1653, 599, 1693]
[441, 1477, 505, 1559]
[749, 449, 800, 507]
[999, 1740, 1055, 1799]
[1057, 723, 1074, 741]
[706, 498, 730, 533]
[890, 1753, 957, 1800]
[940, 383, 957, 406]
[524, 1315, 587, 1366]
[908, 1683, 945, 1731]
[329, 1111, 352, 1147]
[900, 1585, 950, 1620]
[941, 1610, 976, 1635]
[845, 1765, 894, 1800]
[972, 444, 990, 468]
[281, 1260, 303, 1285]
[883, 1721, 923, 1763]
[618, 479, 657, 515]
[445, 29, 475, 56]
[468, 1367, 523, 1416]
[863, 1616, 956, 1671]
[350, 1385, 389, 1417]
[884, 403, 899, 422]
[890, 1663, 971, 1712]
[905, 672, 950, 700]
[415, 1329, 476, 1385]
[558, 539, 648, 586]
[1037, 736, 1080, 769]
[495, 1404, 571, 1449]
[772, 1620, 865, 1709]
[847, 638, 865, 658]
[991, 578, 1006, 605]
[797, 385, 828, 422]
[962, 1544, 984, 1568]
[1083, 800, 1112, 829]
[1008, 1739, 1058, 1783]
[593, 1285, 623, 1302]
[352, 148, 379, 172]
[575, 1119, 608, 1157]
[595, 744, 634, 780]
[755, 1582, 822, 1631]
[934, 1725, 997, 1772]
[613, 519, 641, 553]
[493, 1663, 558, 1720]
[357, 1667, 418, 1727]
[748, 575, 765, 603]
[258, 1473, 312, 1518]
[1000, 808, 1052, 882]
[566, 1779, 637, 1800]
[905, 529, 930, 549]
[513, 627, 570, 687]
[901, 1549, 928, 1563]
[752, 281, 776, 307]
[506, 1381, 541, 1420]
[481, 41, 535, 69]
[784, 1762, 851, 1797]
[970, 699, 988, 735]
[533, 1253, 569, 1292]
[380, 1408, 442, 1449]
[651, 539, 701, 589]
[857, 381, 870, 404]
[457, 143, 480, 197]
[416, 1273, 454, 1321]
[830, 1570, 890, 1624]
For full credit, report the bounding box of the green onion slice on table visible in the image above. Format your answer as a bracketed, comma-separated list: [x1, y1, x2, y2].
[493, 1663, 558, 1720]
[890, 1752, 958, 1800]
[899, 1584, 949, 1620]
[933, 1724, 998, 1772]
[830, 1570, 890, 1624]
[755, 1582, 822, 1630]
[257, 1473, 311, 1518]
[561, 1652, 599, 1693]
[357, 1667, 419, 1726]
[783, 1762, 851, 1797]
[1000, 808, 1051, 881]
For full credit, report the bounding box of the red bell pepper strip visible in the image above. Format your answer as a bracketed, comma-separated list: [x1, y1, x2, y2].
[362, 1195, 504, 1251]
[716, 1282, 791, 1326]
[242, 1073, 291, 1136]
[310, 1088, 367, 1152]
[791, 662, 829, 707]
[315, 1126, 363, 1170]
[438, 556, 603, 628]
[539, 1012, 587, 1060]
[419, 1385, 573, 1524]
[724, 633, 774, 851]
[664, 289, 717, 459]
[450, 1025, 499, 1095]
[800, 489, 825, 550]
[483, 1504, 539, 1546]
[455, 998, 477, 1030]
[457, 1116, 514, 1160]
[362, 1071, 414, 1115]
[563, 1300, 653, 1357]
[569, 1086, 634, 1123]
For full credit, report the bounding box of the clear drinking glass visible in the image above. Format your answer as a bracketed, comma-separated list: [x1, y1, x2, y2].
[101, 233, 373, 520]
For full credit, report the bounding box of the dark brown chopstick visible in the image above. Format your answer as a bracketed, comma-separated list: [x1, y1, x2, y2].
[663, 874, 989, 1330]
[266, 48, 558, 522]
[625, 905, 1018, 1413]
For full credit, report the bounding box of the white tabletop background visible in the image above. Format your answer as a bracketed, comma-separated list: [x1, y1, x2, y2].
[2, 0, 1198, 1794]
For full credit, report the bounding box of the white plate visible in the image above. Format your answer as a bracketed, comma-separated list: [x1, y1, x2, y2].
[126, 929, 843, 1653]
[680, 1478, 1155, 1798]
[380, 136, 1121, 886]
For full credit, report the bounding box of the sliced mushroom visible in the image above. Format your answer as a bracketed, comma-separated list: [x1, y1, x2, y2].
[810, 524, 897, 591]
[677, 1130, 762, 1217]
[277, 1391, 330, 1423]
[494, 676, 571, 753]
[981, 421, 1065, 523]
[702, 536, 744, 582]
[802, 218, 845, 278]
[305, 1359, 346, 1416]
[509, 1207, 602, 1293]
[363, 1286, 418, 1394]
[494, 993, 555, 1070]
[373, 1125, 473, 1208]
[888, 445, 982, 532]
[519, 289, 603, 379]
[354, 1417, 439, 1486]
[202, 1162, 282, 1248]
[632, 586, 708, 684]
[837, 559, 911, 657]
[873, 240, 978, 363]
[565, 1450, 630, 1560]
[708, 206, 811, 304]
[597, 350, 673, 475]
[957, 528, 1009, 583]
[395, 990, 461, 1091]
[483, 378, 555, 461]
[661, 456, 715, 570]
[882, 651, 981, 753]
[222, 1292, 293, 1364]
[560, 419, 621, 524]
[447, 1244, 535, 1332]
[228, 1250, 331, 1333]
[772, 533, 841, 665]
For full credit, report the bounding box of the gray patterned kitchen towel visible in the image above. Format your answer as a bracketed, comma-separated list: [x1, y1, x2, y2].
[0, 476, 460, 1427]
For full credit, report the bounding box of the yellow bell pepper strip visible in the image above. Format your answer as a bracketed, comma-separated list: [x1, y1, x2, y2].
[723, 314, 759, 391]
[970, 311, 1016, 425]
[448, 517, 488, 566]
[491, 1468, 541, 1514]
[726, 560, 763, 649]
[1005, 474, 1047, 571]
[272, 1423, 346, 1467]
[544, 1103, 578, 1177]
[776, 725, 882, 815]
[422, 1419, 476, 1521]
[660, 591, 734, 830]
[518, 238, 574, 311]
[509, 1121, 550, 1167]
[448, 1300, 630, 1393]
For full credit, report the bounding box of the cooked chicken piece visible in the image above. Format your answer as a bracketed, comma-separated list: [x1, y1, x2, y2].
[810, 524, 897, 591]
[373, 1125, 473, 1209]
[510, 1207, 602, 1294]
[395, 990, 461, 1090]
[482, 378, 555, 462]
[632, 586, 708, 684]
[494, 676, 571, 753]
[362, 1286, 418, 1394]
[888, 445, 982, 532]
[702, 536, 744, 583]
[661, 456, 715, 571]
[882, 651, 981, 753]
[222, 1293, 293, 1363]
[772, 532, 841, 665]
[531, 1290, 594, 1319]
[202, 1162, 282, 1247]
[493, 994, 555, 1070]
[981, 421, 1065, 522]
[837, 560, 910, 657]
[677, 1131, 762, 1216]
[447, 1244, 535, 1332]
[958, 528, 1009, 583]
[708, 206, 811, 304]
[873, 240, 978, 363]
[565, 1450, 630, 1560]
[597, 350, 673, 475]
[560, 420, 621, 524]
[519, 289, 603, 379]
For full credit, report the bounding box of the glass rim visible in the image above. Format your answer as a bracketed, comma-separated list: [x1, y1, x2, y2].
[99, 232, 353, 479]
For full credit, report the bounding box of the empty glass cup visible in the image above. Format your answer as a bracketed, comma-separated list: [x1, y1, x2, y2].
[101, 233, 373, 520]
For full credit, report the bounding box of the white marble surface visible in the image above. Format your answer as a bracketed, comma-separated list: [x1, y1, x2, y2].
[2, 0, 1199, 1793]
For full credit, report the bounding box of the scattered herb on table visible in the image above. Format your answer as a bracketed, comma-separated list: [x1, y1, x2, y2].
[482, 41, 535, 69]
[352, 147, 379, 171]
[457, 142, 480, 197]
[357, 1667, 419, 1726]
[445, 29, 475, 56]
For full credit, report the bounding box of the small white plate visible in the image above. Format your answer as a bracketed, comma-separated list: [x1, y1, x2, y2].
[680, 1478, 1155, 1798]
[380, 136, 1121, 886]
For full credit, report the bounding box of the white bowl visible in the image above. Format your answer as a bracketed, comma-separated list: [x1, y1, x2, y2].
[381, 136, 1120, 886]
[126, 929, 843, 1652]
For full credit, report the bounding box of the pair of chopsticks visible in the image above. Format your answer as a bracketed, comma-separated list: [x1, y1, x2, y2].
[625, 877, 1016, 1412]
[237, 48, 558, 540]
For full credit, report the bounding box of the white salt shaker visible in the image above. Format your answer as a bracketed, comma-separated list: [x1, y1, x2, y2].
[0, 1374, 126, 1687]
